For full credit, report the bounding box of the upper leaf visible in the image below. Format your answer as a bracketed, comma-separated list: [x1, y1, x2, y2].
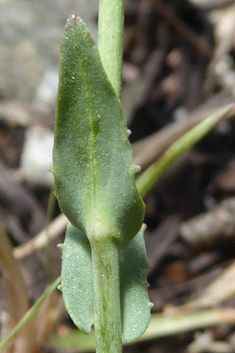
[53, 15, 144, 247]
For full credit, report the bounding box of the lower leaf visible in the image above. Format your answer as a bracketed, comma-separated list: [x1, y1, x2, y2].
[60, 223, 94, 334]
[60, 223, 151, 340]
[120, 225, 152, 341]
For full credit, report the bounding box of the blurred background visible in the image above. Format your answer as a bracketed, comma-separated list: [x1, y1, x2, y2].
[1, 0, 235, 352]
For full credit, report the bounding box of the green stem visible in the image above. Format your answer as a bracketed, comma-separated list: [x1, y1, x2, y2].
[98, 0, 125, 97]
[91, 238, 122, 353]
[95, 1, 124, 352]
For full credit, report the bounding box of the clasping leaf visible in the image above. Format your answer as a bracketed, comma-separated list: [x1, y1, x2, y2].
[53, 16, 144, 248]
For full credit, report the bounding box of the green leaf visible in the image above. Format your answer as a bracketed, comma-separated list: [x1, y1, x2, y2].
[60, 223, 94, 334]
[53, 16, 144, 247]
[120, 225, 152, 341]
[59, 223, 151, 340]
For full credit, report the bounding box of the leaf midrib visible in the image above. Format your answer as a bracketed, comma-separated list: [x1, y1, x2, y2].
[79, 56, 98, 234]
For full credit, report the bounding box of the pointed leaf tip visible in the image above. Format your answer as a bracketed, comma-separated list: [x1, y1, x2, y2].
[70, 14, 79, 20]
